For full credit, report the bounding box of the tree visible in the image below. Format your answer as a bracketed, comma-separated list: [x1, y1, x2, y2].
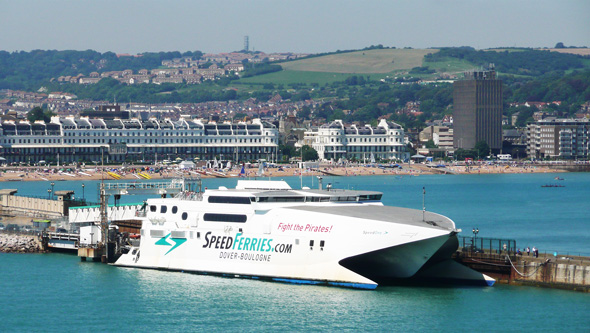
[474, 140, 490, 159]
[515, 107, 536, 127]
[425, 139, 438, 149]
[454, 148, 476, 160]
[555, 42, 565, 49]
[279, 144, 296, 161]
[300, 145, 319, 161]
[27, 106, 53, 123]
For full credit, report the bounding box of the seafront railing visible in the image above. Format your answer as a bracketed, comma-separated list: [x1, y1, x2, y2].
[458, 236, 517, 257]
[457, 236, 590, 264]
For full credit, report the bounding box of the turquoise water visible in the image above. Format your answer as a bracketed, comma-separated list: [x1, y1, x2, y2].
[2, 173, 590, 331]
[7, 172, 590, 254]
[1, 253, 589, 331]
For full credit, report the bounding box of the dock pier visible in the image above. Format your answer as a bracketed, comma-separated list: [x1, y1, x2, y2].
[456, 237, 590, 292]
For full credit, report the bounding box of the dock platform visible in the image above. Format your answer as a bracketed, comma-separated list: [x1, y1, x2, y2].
[456, 236, 590, 292]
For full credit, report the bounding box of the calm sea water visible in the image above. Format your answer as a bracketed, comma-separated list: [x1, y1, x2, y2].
[1, 173, 589, 331]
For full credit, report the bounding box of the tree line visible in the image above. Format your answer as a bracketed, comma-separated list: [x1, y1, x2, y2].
[425, 47, 587, 76]
[0, 50, 203, 90]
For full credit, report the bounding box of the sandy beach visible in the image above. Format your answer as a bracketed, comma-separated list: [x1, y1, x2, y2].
[0, 162, 564, 183]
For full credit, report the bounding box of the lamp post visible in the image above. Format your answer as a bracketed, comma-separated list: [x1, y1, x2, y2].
[50, 182, 55, 200]
[47, 189, 51, 199]
[472, 227, 479, 251]
[82, 183, 85, 201]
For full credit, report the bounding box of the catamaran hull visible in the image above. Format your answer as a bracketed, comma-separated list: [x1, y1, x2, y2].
[114, 229, 490, 289]
[112, 180, 495, 289]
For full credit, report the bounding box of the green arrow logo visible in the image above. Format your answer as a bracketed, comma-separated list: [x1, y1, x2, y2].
[155, 233, 187, 255]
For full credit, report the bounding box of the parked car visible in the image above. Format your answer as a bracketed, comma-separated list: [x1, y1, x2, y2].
[21, 225, 34, 234]
[0, 223, 5, 231]
[6, 224, 20, 232]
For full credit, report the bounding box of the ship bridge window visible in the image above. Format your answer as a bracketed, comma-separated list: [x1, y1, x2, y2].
[306, 197, 330, 202]
[150, 205, 157, 212]
[257, 196, 305, 203]
[160, 206, 167, 213]
[358, 194, 382, 201]
[203, 213, 247, 223]
[172, 206, 178, 214]
[330, 196, 357, 202]
[182, 212, 188, 220]
[208, 196, 252, 204]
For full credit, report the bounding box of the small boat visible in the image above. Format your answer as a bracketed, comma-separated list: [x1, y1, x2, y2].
[107, 172, 122, 180]
[541, 184, 565, 188]
[554, 177, 564, 180]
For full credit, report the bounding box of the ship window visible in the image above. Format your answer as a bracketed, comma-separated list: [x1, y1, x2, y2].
[160, 206, 167, 213]
[172, 206, 178, 214]
[257, 196, 305, 203]
[203, 213, 247, 223]
[208, 196, 252, 204]
[306, 197, 330, 202]
[358, 194, 383, 201]
[150, 205, 156, 212]
[330, 196, 357, 202]
[182, 212, 188, 220]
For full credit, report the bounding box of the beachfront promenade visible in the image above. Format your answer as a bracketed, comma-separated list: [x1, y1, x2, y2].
[0, 161, 567, 182]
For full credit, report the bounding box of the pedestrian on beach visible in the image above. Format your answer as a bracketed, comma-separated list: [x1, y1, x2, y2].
[532, 246, 537, 258]
[526, 247, 530, 256]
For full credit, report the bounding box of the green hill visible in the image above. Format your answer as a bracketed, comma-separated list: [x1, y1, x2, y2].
[237, 48, 479, 86]
[280, 48, 435, 73]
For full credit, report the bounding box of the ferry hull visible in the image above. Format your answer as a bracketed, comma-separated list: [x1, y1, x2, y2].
[339, 233, 456, 282]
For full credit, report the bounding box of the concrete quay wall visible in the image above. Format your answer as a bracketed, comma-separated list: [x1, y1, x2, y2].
[512, 259, 590, 292]
[546, 164, 590, 172]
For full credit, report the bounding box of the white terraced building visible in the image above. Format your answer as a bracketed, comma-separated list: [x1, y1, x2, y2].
[0, 117, 279, 164]
[305, 119, 409, 162]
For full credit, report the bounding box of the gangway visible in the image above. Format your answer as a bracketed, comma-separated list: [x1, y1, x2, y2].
[42, 231, 80, 251]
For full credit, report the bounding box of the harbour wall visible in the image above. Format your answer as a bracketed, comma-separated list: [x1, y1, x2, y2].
[511, 258, 590, 292]
[0, 233, 45, 253]
[545, 164, 590, 172]
[459, 253, 590, 292]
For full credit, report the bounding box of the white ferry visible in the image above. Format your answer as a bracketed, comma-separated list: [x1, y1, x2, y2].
[114, 180, 494, 289]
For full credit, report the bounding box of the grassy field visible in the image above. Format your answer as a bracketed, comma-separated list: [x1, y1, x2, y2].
[541, 48, 590, 56]
[237, 70, 355, 86]
[424, 57, 477, 74]
[235, 48, 484, 87]
[280, 48, 437, 73]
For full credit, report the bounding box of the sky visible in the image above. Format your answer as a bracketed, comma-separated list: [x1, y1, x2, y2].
[1, 0, 588, 54]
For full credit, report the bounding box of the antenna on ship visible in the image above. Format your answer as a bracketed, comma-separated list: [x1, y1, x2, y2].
[300, 146, 303, 189]
[422, 187, 426, 221]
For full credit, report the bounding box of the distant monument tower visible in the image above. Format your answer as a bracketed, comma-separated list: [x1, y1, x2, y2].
[244, 36, 250, 52]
